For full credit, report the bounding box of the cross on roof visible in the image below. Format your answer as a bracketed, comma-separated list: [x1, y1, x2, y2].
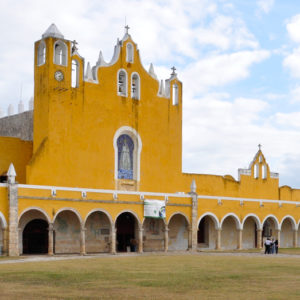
[72, 40, 78, 53]
[125, 25, 130, 34]
[171, 66, 176, 75]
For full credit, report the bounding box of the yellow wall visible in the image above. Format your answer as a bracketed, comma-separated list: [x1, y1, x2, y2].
[0, 137, 32, 183]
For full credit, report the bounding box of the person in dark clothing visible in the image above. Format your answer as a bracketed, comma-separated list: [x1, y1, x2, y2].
[274, 239, 279, 254]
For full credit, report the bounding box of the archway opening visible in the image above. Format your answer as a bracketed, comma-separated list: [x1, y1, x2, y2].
[116, 212, 137, 252]
[221, 216, 238, 250]
[143, 218, 165, 252]
[168, 214, 188, 251]
[23, 219, 48, 254]
[85, 211, 111, 253]
[197, 216, 217, 249]
[53, 210, 81, 254]
[242, 217, 257, 249]
[280, 218, 294, 248]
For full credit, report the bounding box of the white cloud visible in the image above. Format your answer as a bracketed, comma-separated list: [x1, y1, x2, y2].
[257, 0, 274, 14]
[181, 50, 270, 95]
[286, 14, 300, 43]
[182, 92, 300, 187]
[274, 111, 300, 128]
[283, 47, 300, 78]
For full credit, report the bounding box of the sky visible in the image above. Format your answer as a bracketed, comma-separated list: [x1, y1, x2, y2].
[1, 0, 300, 188]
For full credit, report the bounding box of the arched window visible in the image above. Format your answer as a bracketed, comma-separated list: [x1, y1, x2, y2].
[126, 43, 133, 63]
[37, 41, 46, 66]
[117, 134, 134, 179]
[71, 59, 79, 88]
[117, 69, 127, 96]
[254, 163, 259, 179]
[172, 83, 178, 105]
[131, 73, 140, 100]
[114, 126, 142, 182]
[262, 164, 267, 179]
[54, 41, 67, 66]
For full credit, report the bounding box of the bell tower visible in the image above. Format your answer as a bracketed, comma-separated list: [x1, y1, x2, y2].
[33, 24, 72, 152]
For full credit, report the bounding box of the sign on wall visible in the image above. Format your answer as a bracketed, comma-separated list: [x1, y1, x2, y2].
[144, 200, 166, 219]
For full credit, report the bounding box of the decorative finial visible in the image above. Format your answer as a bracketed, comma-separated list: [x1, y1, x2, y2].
[72, 40, 78, 54]
[171, 66, 176, 76]
[258, 144, 262, 151]
[125, 25, 130, 34]
[190, 179, 197, 193]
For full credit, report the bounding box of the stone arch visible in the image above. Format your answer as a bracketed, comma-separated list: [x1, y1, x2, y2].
[84, 209, 113, 228]
[0, 211, 7, 228]
[53, 207, 82, 225]
[84, 209, 112, 254]
[114, 209, 142, 227]
[167, 212, 190, 227]
[220, 213, 241, 230]
[18, 208, 50, 255]
[241, 214, 261, 249]
[197, 212, 219, 229]
[280, 215, 297, 230]
[262, 215, 280, 230]
[242, 214, 262, 230]
[197, 212, 219, 249]
[113, 126, 142, 182]
[168, 212, 189, 251]
[115, 211, 140, 252]
[280, 215, 296, 248]
[53, 208, 82, 254]
[220, 213, 241, 250]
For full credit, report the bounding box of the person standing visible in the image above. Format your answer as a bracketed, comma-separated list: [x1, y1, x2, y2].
[264, 238, 272, 254]
[274, 239, 279, 254]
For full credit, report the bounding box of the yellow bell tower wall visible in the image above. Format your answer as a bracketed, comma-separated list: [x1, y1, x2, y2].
[27, 33, 183, 192]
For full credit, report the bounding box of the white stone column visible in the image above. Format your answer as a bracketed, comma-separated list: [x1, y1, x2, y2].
[8, 182, 19, 256]
[188, 225, 193, 250]
[138, 226, 143, 253]
[256, 229, 262, 249]
[80, 226, 86, 255]
[237, 229, 243, 250]
[190, 183, 198, 251]
[216, 228, 221, 250]
[164, 225, 169, 252]
[111, 224, 116, 254]
[48, 223, 54, 255]
[293, 229, 298, 248]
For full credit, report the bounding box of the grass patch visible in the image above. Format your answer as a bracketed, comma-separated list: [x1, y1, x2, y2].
[0, 254, 300, 299]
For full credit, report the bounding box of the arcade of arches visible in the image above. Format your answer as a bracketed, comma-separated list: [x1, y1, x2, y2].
[6, 209, 299, 255]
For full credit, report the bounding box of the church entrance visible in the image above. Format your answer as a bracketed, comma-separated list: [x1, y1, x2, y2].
[116, 212, 137, 252]
[23, 219, 48, 254]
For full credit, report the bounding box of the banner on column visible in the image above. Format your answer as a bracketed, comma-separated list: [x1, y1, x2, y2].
[144, 200, 166, 219]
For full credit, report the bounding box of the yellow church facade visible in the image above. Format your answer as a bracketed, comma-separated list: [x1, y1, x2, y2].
[0, 24, 300, 256]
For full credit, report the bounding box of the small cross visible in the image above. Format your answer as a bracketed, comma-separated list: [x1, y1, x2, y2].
[125, 25, 130, 34]
[171, 66, 176, 75]
[258, 144, 262, 151]
[72, 40, 78, 53]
